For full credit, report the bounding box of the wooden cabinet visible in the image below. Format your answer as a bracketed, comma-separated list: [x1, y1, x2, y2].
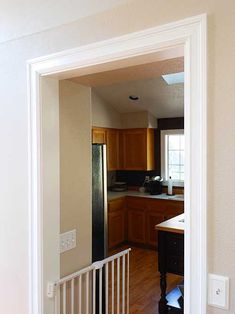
[126, 196, 184, 249]
[92, 127, 119, 170]
[121, 128, 155, 170]
[92, 127, 154, 171]
[92, 127, 107, 144]
[146, 199, 184, 248]
[126, 197, 146, 244]
[146, 211, 165, 247]
[108, 198, 125, 249]
[108, 196, 184, 250]
[108, 210, 125, 249]
[106, 129, 119, 170]
[128, 209, 146, 244]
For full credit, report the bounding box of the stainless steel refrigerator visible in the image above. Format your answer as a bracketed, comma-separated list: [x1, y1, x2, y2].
[92, 144, 108, 263]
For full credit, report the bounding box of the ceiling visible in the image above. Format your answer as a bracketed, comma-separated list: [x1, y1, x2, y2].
[70, 55, 184, 118]
[94, 76, 184, 118]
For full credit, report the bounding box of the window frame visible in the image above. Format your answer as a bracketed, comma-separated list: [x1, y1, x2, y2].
[161, 129, 184, 187]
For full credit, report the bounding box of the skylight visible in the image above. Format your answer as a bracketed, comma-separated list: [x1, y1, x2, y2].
[162, 72, 184, 85]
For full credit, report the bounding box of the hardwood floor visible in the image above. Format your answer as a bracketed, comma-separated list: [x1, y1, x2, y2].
[109, 245, 183, 314]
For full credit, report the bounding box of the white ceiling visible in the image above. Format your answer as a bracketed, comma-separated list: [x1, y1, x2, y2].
[94, 76, 184, 118]
[0, 0, 127, 43]
[70, 55, 184, 119]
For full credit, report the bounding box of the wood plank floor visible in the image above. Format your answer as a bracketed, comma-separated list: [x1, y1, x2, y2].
[109, 245, 183, 314]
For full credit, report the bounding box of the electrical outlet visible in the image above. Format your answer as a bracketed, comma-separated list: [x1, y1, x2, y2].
[60, 229, 77, 253]
[208, 274, 229, 310]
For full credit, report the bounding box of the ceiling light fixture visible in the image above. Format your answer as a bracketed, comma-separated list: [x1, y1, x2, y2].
[129, 95, 139, 101]
[162, 72, 184, 85]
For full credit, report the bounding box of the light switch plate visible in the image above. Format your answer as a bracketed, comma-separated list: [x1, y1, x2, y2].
[208, 274, 229, 310]
[60, 229, 77, 253]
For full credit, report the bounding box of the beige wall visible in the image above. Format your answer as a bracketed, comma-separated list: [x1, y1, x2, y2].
[1, 1, 235, 313]
[91, 90, 122, 128]
[59, 80, 92, 277]
[121, 111, 157, 128]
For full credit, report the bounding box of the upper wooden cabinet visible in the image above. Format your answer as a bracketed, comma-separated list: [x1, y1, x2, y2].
[92, 127, 119, 170]
[92, 127, 155, 171]
[92, 127, 107, 144]
[106, 129, 119, 171]
[121, 128, 155, 170]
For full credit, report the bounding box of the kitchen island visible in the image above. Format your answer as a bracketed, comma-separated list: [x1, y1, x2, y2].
[155, 214, 184, 313]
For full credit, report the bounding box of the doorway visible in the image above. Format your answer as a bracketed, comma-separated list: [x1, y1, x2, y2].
[28, 14, 207, 314]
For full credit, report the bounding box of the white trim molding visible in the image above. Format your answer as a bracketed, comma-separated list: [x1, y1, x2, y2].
[28, 14, 207, 314]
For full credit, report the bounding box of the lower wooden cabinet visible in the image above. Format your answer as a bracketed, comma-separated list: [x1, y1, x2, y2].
[108, 196, 184, 250]
[146, 211, 165, 247]
[127, 209, 146, 244]
[108, 210, 125, 249]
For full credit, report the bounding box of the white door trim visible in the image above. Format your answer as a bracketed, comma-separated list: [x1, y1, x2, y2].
[28, 14, 207, 314]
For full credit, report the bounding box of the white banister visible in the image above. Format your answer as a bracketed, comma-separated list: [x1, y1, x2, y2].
[71, 279, 74, 314]
[117, 258, 120, 314]
[85, 272, 89, 314]
[122, 255, 126, 314]
[92, 269, 96, 314]
[99, 268, 102, 314]
[127, 251, 130, 314]
[105, 263, 109, 314]
[78, 275, 82, 314]
[63, 282, 66, 314]
[49, 248, 131, 314]
[111, 259, 114, 314]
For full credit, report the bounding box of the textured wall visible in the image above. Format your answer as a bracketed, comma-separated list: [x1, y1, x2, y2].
[0, 1, 235, 313]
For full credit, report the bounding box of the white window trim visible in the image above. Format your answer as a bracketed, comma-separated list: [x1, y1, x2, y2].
[161, 129, 184, 187]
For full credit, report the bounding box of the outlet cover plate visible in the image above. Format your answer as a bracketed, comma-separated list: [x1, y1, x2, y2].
[208, 274, 229, 310]
[60, 229, 77, 253]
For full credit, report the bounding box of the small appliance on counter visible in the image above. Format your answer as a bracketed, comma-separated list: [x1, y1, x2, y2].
[148, 176, 163, 195]
[110, 181, 128, 192]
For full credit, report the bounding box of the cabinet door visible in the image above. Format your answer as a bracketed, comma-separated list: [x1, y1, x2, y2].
[107, 129, 119, 170]
[108, 210, 125, 249]
[146, 211, 165, 248]
[92, 128, 107, 144]
[128, 209, 146, 244]
[165, 200, 184, 217]
[122, 129, 147, 170]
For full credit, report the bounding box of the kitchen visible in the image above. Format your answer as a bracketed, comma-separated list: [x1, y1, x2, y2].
[82, 60, 185, 313]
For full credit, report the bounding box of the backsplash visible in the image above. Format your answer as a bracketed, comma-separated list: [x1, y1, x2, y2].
[116, 170, 160, 187]
[107, 171, 116, 187]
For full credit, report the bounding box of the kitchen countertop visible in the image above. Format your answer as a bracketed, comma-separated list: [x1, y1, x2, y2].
[107, 190, 184, 202]
[155, 213, 185, 234]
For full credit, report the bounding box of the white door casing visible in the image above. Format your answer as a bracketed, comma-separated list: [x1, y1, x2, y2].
[27, 14, 207, 314]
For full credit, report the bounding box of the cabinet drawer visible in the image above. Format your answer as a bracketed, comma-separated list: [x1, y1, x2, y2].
[166, 234, 184, 256]
[126, 196, 146, 210]
[165, 201, 184, 215]
[108, 198, 125, 212]
[146, 199, 168, 212]
[167, 255, 184, 275]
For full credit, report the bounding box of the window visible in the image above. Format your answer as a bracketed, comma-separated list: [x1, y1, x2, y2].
[161, 129, 184, 185]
